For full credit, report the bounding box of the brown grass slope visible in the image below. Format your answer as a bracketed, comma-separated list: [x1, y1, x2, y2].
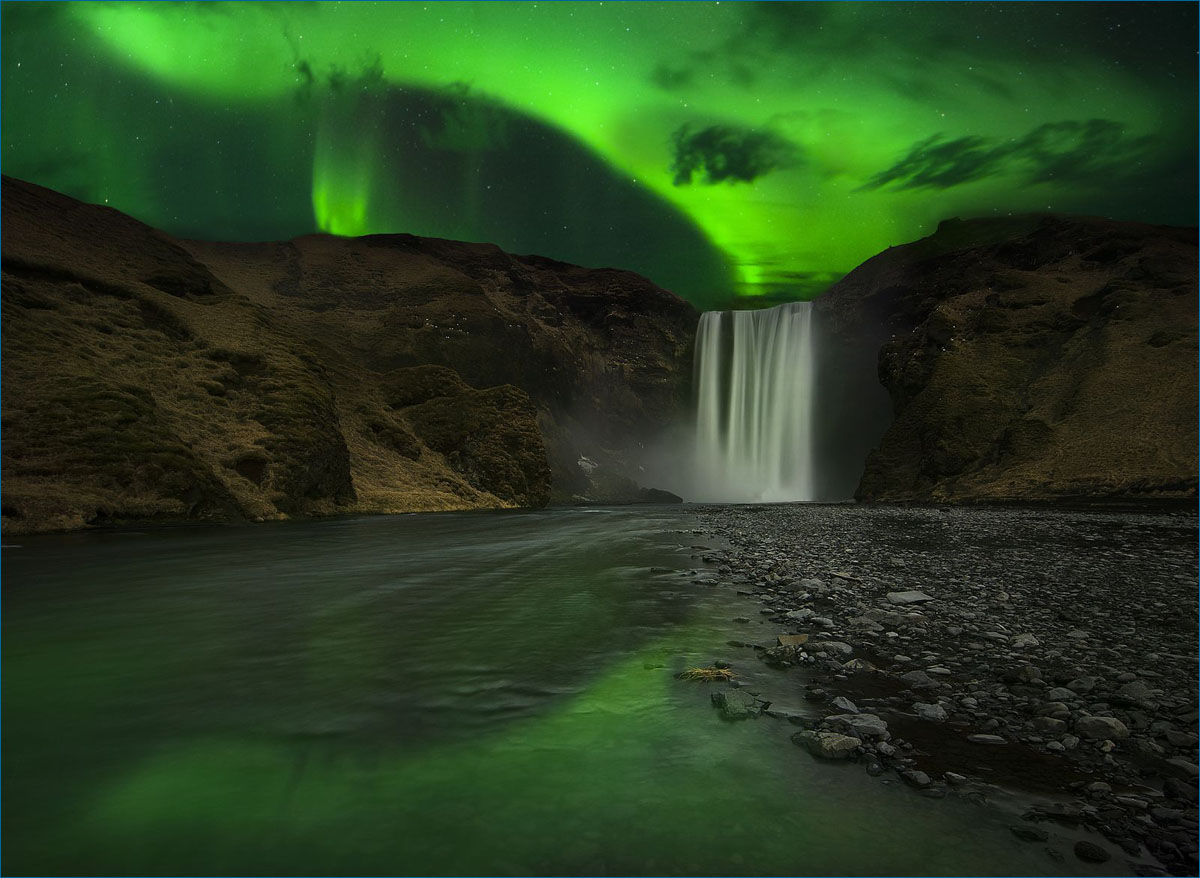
[3, 177, 694, 533]
[817, 215, 1198, 503]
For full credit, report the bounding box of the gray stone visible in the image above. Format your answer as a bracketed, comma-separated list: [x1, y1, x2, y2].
[900, 670, 939, 690]
[1046, 687, 1077, 701]
[793, 730, 861, 760]
[899, 769, 931, 787]
[825, 713, 889, 739]
[711, 689, 761, 720]
[1073, 841, 1110, 864]
[1164, 777, 1198, 802]
[1066, 676, 1098, 694]
[1012, 633, 1040, 648]
[1017, 664, 1043, 682]
[1164, 729, 1197, 747]
[764, 707, 804, 720]
[1113, 681, 1158, 709]
[967, 734, 1007, 745]
[887, 591, 934, 605]
[1164, 757, 1199, 778]
[914, 702, 948, 722]
[847, 616, 884, 632]
[1033, 716, 1067, 734]
[841, 658, 877, 672]
[1074, 715, 1130, 741]
[830, 696, 859, 714]
[776, 634, 809, 648]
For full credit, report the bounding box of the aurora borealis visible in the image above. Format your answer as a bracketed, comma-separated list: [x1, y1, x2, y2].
[2, 2, 1195, 307]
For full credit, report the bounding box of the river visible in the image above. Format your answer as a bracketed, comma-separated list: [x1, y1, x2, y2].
[3, 507, 1110, 875]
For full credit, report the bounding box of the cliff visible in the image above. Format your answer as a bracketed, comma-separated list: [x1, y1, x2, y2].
[1, 177, 696, 534]
[816, 215, 1198, 503]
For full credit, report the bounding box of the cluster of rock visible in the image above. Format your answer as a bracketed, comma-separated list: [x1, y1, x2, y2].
[694, 503, 1198, 876]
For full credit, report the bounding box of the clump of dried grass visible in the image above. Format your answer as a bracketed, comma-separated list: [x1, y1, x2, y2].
[677, 666, 736, 682]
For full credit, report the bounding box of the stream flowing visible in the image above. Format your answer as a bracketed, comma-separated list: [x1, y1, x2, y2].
[4, 509, 1086, 876]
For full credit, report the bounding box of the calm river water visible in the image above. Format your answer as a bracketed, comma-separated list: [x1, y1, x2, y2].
[3, 508, 1107, 875]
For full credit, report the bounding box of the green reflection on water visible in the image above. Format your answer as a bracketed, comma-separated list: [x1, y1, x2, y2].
[2, 513, 1068, 876]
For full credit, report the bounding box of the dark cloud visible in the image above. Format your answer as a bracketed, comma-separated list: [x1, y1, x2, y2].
[647, 2, 828, 91]
[650, 64, 695, 92]
[740, 1, 833, 46]
[859, 120, 1156, 192]
[671, 124, 799, 186]
[291, 54, 385, 105]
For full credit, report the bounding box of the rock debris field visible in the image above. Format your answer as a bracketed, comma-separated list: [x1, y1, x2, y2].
[689, 503, 1198, 876]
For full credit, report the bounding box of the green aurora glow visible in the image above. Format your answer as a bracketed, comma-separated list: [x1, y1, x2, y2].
[2, 1, 1195, 306]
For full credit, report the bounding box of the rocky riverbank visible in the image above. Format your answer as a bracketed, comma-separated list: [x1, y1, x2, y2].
[689, 503, 1198, 876]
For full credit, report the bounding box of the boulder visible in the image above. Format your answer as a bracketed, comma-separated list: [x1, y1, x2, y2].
[825, 713, 889, 739]
[914, 702, 948, 722]
[793, 730, 861, 760]
[1074, 715, 1130, 741]
[711, 689, 762, 720]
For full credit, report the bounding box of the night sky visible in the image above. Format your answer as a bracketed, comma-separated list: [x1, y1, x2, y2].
[2, 2, 1195, 308]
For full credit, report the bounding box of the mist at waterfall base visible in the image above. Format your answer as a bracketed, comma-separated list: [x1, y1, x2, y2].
[639, 302, 889, 505]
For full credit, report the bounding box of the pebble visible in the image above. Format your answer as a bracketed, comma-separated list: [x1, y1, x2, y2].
[967, 734, 1007, 745]
[1073, 840, 1111, 863]
[887, 591, 934, 605]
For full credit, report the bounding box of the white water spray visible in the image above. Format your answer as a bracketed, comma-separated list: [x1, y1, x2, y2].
[694, 302, 816, 502]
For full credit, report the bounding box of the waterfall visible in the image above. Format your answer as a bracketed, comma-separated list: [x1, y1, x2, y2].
[694, 301, 816, 502]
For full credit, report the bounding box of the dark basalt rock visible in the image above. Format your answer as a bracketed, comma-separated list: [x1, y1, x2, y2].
[816, 214, 1197, 504]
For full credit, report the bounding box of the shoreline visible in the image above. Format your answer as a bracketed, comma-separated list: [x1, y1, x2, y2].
[689, 503, 1198, 877]
[4, 493, 1195, 539]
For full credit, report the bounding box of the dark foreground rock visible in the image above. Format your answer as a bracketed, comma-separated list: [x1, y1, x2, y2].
[815, 214, 1198, 503]
[1, 176, 696, 532]
[692, 503, 1198, 876]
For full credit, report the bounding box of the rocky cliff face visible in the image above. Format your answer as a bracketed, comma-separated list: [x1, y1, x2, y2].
[1, 177, 695, 533]
[816, 215, 1197, 503]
